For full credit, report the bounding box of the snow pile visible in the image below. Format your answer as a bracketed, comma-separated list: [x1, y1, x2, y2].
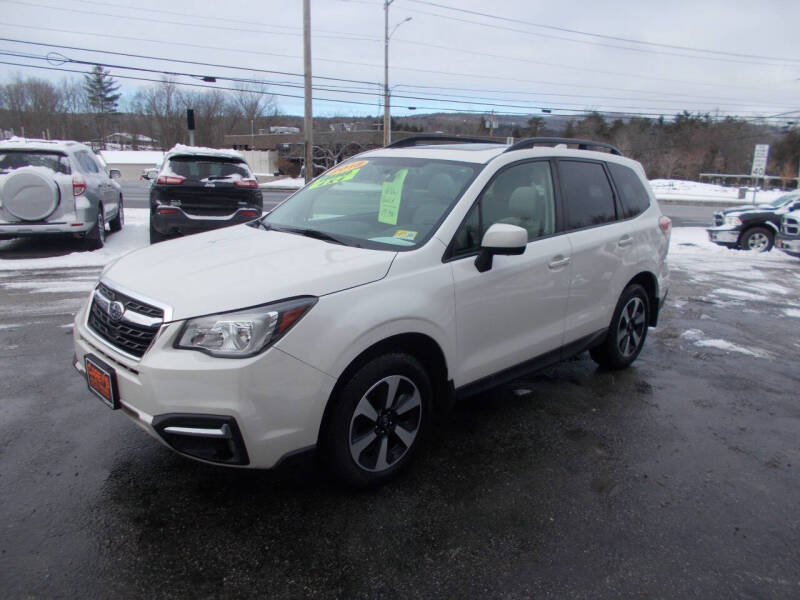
[650, 179, 786, 204]
[679, 328, 771, 358]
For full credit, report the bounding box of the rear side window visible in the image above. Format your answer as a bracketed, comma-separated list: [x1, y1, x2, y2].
[608, 163, 651, 218]
[165, 156, 252, 181]
[75, 151, 100, 174]
[559, 161, 616, 230]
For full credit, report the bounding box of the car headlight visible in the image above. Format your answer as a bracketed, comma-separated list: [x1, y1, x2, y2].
[725, 216, 742, 226]
[175, 296, 317, 358]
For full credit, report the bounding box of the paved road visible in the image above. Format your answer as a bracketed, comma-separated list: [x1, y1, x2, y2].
[1, 253, 799, 597]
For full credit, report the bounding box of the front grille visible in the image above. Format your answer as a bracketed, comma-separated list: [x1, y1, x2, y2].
[88, 284, 164, 358]
[714, 213, 724, 226]
[782, 217, 799, 237]
[88, 301, 159, 357]
[97, 283, 164, 318]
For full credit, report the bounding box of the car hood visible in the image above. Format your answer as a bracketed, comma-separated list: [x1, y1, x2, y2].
[102, 224, 396, 320]
[719, 204, 780, 216]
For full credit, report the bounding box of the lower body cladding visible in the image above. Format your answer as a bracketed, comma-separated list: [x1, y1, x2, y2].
[72, 303, 337, 469]
[775, 234, 800, 258]
[706, 226, 739, 247]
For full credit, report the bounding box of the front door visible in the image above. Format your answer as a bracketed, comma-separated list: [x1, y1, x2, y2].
[449, 160, 572, 387]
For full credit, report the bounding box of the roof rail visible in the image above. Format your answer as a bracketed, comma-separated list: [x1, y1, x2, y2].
[386, 135, 506, 149]
[504, 137, 622, 156]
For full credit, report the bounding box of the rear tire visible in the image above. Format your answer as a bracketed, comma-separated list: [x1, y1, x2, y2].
[321, 353, 432, 488]
[739, 226, 773, 252]
[590, 284, 650, 370]
[85, 206, 105, 250]
[109, 196, 124, 232]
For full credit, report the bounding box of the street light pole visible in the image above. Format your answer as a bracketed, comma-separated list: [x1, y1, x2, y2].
[303, 0, 314, 183]
[383, 0, 391, 147]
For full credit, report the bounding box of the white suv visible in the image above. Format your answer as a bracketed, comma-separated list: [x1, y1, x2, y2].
[72, 137, 670, 486]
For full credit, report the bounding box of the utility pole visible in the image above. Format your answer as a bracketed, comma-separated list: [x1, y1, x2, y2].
[383, 0, 391, 147]
[303, 0, 314, 183]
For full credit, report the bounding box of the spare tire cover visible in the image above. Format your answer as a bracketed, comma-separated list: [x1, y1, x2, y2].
[1, 167, 60, 221]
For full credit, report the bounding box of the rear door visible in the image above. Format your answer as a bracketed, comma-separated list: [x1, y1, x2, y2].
[557, 159, 637, 345]
[449, 159, 572, 386]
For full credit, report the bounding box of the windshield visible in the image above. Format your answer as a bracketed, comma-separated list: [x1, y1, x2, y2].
[0, 150, 71, 174]
[164, 156, 252, 181]
[769, 192, 800, 208]
[261, 157, 483, 250]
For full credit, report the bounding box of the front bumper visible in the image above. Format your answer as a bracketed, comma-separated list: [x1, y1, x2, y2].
[150, 207, 260, 235]
[706, 226, 740, 245]
[775, 234, 800, 258]
[72, 300, 336, 469]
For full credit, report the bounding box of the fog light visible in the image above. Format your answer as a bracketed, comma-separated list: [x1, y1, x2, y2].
[152, 414, 249, 465]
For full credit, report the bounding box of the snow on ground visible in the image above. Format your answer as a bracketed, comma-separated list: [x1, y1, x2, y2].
[650, 179, 787, 204]
[0, 208, 149, 272]
[679, 328, 771, 359]
[260, 177, 305, 190]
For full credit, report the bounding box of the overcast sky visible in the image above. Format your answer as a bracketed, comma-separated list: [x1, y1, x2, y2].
[1, 0, 798, 123]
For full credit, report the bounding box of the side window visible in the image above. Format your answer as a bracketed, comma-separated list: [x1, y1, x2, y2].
[607, 162, 651, 219]
[75, 151, 99, 174]
[559, 160, 617, 230]
[451, 161, 556, 257]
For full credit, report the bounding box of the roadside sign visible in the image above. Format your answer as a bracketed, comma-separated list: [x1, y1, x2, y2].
[751, 144, 769, 177]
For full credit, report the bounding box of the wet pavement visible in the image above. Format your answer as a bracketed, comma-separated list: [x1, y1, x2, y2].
[1, 253, 799, 598]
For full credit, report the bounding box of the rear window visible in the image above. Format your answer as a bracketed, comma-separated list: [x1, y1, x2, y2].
[608, 162, 651, 218]
[164, 156, 252, 181]
[0, 150, 71, 174]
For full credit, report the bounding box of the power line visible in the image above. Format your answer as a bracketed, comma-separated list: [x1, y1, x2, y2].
[401, 5, 800, 68]
[6, 0, 790, 94]
[2, 21, 795, 109]
[3, 57, 795, 124]
[406, 0, 800, 63]
[5, 46, 793, 118]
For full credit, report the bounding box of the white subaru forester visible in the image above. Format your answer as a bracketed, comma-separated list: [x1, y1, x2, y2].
[73, 136, 670, 486]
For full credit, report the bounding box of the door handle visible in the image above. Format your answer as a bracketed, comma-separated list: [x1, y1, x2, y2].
[548, 256, 570, 269]
[618, 235, 633, 247]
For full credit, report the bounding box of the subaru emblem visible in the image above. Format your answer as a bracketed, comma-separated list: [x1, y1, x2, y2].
[108, 301, 125, 323]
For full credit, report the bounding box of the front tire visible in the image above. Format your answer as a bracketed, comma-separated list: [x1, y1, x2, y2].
[739, 226, 773, 252]
[321, 353, 432, 487]
[590, 284, 650, 370]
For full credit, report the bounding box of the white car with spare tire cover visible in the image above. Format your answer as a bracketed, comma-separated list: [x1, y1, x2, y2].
[0, 137, 123, 249]
[72, 136, 670, 487]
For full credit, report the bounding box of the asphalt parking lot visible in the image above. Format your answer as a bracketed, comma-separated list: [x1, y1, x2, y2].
[1, 228, 799, 598]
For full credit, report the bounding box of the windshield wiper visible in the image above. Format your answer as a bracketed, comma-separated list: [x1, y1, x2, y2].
[270, 225, 350, 246]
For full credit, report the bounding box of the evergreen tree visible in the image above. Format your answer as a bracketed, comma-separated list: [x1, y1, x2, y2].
[84, 65, 121, 147]
[84, 65, 121, 114]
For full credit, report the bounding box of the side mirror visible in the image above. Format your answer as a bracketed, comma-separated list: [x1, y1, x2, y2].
[109, 169, 122, 180]
[475, 223, 527, 272]
[142, 168, 159, 181]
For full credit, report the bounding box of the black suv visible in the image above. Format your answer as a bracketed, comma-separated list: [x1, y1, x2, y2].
[706, 191, 800, 252]
[148, 146, 263, 243]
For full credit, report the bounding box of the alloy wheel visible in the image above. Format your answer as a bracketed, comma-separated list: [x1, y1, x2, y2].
[616, 296, 646, 357]
[348, 375, 422, 472]
[746, 232, 769, 251]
